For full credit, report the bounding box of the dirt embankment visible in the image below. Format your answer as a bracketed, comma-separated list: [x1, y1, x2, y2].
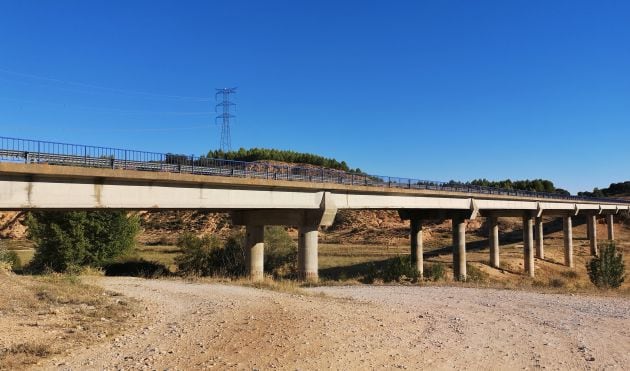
[28, 277, 630, 370]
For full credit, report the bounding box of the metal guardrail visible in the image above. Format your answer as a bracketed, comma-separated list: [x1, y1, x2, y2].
[0, 136, 628, 204]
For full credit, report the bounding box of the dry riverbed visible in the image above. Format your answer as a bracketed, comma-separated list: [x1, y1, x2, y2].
[20, 277, 630, 370]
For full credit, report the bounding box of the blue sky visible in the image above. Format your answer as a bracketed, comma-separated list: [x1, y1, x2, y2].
[1, 0, 628, 193]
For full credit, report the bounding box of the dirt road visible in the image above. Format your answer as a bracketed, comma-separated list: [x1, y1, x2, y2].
[40, 278, 630, 370]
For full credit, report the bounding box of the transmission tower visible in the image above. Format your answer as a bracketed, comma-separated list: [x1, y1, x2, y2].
[215, 87, 237, 152]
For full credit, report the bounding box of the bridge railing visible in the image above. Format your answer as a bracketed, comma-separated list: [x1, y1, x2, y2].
[0, 136, 627, 204]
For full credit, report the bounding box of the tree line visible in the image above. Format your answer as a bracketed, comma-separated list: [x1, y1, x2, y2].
[578, 181, 630, 198]
[447, 178, 571, 195]
[206, 147, 363, 173]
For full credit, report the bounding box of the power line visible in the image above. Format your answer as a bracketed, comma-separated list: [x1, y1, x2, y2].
[0, 122, 211, 133]
[215, 87, 236, 152]
[0, 67, 213, 102]
[0, 96, 213, 116]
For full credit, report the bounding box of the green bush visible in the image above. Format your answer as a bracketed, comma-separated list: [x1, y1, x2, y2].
[381, 256, 420, 283]
[586, 242, 625, 289]
[424, 262, 446, 281]
[0, 247, 21, 271]
[25, 211, 139, 273]
[175, 227, 296, 278]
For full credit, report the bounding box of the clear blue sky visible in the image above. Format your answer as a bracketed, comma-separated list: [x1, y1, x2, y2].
[1, 1, 628, 194]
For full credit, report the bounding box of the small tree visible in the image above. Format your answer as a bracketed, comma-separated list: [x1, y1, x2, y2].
[586, 242, 625, 289]
[25, 211, 139, 273]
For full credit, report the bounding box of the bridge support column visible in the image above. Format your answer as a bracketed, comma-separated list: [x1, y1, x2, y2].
[410, 219, 423, 278]
[607, 214, 615, 241]
[535, 217, 544, 260]
[452, 216, 467, 281]
[298, 225, 319, 282]
[523, 215, 535, 278]
[586, 216, 592, 240]
[246, 225, 265, 281]
[563, 216, 574, 268]
[588, 215, 598, 256]
[489, 216, 500, 269]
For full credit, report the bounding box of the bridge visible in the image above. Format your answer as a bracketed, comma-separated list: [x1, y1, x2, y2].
[1, 136, 628, 281]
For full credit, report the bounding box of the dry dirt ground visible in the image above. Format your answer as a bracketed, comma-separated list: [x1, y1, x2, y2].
[32, 277, 630, 371]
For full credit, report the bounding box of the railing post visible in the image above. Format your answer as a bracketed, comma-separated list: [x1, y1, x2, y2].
[191, 155, 194, 174]
[84, 146, 87, 166]
[124, 150, 127, 169]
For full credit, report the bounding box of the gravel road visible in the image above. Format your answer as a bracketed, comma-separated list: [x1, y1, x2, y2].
[40, 278, 630, 370]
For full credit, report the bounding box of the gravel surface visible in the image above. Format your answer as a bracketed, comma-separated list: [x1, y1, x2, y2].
[39, 278, 630, 370]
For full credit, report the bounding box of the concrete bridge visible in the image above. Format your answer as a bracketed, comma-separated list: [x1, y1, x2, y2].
[0, 137, 628, 281]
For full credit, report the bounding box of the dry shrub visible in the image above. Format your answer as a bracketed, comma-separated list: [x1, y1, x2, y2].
[466, 264, 489, 283]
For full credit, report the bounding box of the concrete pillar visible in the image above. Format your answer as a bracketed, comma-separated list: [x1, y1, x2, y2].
[563, 216, 574, 268]
[246, 225, 265, 281]
[589, 215, 598, 256]
[586, 216, 592, 240]
[522, 215, 535, 278]
[298, 225, 319, 282]
[607, 214, 615, 241]
[452, 216, 467, 281]
[535, 217, 544, 260]
[410, 219, 423, 278]
[489, 216, 500, 268]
